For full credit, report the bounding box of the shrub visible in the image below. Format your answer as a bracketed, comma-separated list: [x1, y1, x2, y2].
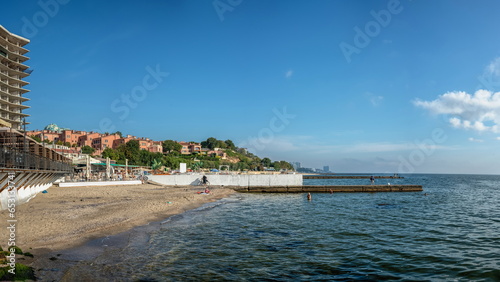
[0, 263, 36, 281]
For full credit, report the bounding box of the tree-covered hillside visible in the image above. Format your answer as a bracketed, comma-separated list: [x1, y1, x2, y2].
[100, 137, 293, 172]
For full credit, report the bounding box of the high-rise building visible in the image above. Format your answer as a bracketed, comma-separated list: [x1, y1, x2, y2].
[323, 165, 330, 173]
[0, 25, 30, 130]
[291, 162, 301, 170]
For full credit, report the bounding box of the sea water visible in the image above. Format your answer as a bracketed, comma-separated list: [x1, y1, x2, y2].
[48, 174, 500, 281]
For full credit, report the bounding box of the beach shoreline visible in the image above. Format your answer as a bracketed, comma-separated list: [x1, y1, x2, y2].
[0, 183, 236, 256]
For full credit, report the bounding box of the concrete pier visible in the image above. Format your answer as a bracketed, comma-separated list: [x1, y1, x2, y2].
[148, 174, 302, 187]
[232, 185, 422, 193]
[303, 175, 404, 179]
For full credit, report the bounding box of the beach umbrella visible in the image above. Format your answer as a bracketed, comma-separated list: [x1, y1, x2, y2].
[125, 159, 129, 179]
[86, 155, 91, 180]
[106, 157, 111, 180]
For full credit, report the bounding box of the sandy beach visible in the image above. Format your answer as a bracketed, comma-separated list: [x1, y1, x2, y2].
[0, 183, 236, 255]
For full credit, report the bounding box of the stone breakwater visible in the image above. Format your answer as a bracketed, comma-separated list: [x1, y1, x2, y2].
[232, 185, 423, 193]
[303, 175, 404, 179]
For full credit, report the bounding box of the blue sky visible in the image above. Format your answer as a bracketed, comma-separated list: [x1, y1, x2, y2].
[2, 0, 500, 174]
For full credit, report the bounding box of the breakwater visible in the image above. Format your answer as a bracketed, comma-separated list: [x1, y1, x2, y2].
[148, 174, 423, 193]
[148, 174, 303, 187]
[303, 175, 404, 179]
[232, 185, 423, 193]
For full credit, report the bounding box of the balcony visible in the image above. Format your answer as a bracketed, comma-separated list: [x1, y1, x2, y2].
[0, 55, 30, 71]
[0, 61, 29, 78]
[0, 70, 29, 85]
[0, 34, 29, 54]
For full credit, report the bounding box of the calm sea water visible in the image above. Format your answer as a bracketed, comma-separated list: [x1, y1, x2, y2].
[50, 174, 500, 281]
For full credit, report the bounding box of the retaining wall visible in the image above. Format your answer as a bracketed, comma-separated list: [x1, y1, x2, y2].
[58, 180, 142, 187]
[148, 174, 303, 187]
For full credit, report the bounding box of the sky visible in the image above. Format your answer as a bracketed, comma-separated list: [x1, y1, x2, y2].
[2, 0, 500, 174]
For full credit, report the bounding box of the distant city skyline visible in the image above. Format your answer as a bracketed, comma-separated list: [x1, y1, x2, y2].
[2, 1, 500, 174]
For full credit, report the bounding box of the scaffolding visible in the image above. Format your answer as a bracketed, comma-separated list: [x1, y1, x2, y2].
[0, 127, 73, 173]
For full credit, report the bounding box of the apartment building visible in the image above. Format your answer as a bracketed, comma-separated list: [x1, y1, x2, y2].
[149, 141, 163, 153]
[30, 130, 60, 143]
[112, 135, 136, 148]
[27, 127, 164, 156]
[91, 133, 121, 155]
[60, 129, 88, 145]
[77, 132, 101, 147]
[0, 25, 31, 130]
[179, 141, 201, 155]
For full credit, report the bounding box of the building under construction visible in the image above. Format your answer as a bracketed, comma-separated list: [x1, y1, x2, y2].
[0, 25, 73, 210]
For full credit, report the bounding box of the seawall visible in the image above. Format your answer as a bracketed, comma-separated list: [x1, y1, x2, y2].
[148, 174, 303, 187]
[233, 185, 423, 193]
[147, 174, 423, 193]
[303, 175, 404, 179]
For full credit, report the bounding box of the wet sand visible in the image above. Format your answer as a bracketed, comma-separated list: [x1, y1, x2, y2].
[0, 183, 236, 255]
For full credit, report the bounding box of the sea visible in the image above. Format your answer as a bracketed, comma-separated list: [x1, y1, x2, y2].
[36, 174, 500, 281]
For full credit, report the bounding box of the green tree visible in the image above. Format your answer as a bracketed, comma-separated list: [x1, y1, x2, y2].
[81, 145, 95, 155]
[272, 161, 293, 171]
[162, 155, 180, 169]
[201, 137, 218, 150]
[113, 131, 123, 138]
[162, 140, 182, 153]
[120, 140, 140, 164]
[261, 157, 272, 168]
[139, 149, 153, 166]
[225, 139, 236, 150]
[215, 140, 227, 149]
[102, 147, 120, 161]
[30, 135, 41, 142]
[151, 159, 162, 170]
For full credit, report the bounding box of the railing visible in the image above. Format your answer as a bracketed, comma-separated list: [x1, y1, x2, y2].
[0, 144, 73, 173]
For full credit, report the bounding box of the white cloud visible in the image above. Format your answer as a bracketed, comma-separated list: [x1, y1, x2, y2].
[285, 70, 293, 79]
[468, 137, 484, 143]
[413, 89, 500, 133]
[486, 57, 500, 77]
[366, 92, 384, 106]
[477, 57, 500, 92]
[496, 137, 500, 141]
